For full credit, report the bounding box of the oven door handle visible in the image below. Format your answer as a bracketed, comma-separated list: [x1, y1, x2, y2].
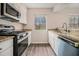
[18, 36, 28, 43]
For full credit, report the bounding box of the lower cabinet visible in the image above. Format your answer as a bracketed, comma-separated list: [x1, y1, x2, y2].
[0, 47, 13, 56]
[48, 31, 59, 55]
[28, 32, 31, 46]
[48, 31, 55, 50]
[0, 39, 13, 56]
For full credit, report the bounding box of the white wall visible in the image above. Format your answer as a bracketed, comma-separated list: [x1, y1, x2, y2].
[47, 6, 79, 29]
[47, 13, 68, 29]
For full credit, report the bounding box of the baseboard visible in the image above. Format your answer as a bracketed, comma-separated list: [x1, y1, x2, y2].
[31, 42, 49, 45]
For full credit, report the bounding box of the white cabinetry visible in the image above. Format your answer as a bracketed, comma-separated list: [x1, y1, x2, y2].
[19, 4, 27, 24]
[28, 32, 31, 46]
[0, 47, 13, 56]
[48, 31, 55, 50]
[48, 31, 59, 55]
[0, 39, 13, 56]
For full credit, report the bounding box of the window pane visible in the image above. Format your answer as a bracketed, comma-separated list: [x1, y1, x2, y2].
[35, 16, 46, 30]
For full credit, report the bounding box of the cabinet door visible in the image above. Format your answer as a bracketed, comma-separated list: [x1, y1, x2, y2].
[0, 47, 13, 56]
[48, 32, 59, 55]
[20, 4, 27, 24]
[0, 39, 13, 53]
[28, 32, 31, 46]
[48, 32, 55, 50]
[0, 38, 13, 56]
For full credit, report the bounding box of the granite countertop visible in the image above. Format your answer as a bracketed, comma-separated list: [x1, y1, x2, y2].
[23, 29, 32, 31]
[0, 36, 14, 42]
[48, 29, 79, 42]
[48, 29, 79, 47]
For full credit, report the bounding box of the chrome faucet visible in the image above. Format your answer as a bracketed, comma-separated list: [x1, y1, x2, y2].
[62, 23, 68, 32]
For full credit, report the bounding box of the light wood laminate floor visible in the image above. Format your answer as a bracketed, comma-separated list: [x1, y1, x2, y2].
[26, 44, 56, 56]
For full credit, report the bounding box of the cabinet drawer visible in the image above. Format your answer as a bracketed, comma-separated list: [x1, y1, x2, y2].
[0, 39, 13, 52]
[0, 47, 13, 56]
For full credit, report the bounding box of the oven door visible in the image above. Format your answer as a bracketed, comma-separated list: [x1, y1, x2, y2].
[18, 37, 28, 56]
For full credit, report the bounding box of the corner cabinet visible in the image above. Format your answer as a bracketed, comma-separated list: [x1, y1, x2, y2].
[19, 4, 27, 24]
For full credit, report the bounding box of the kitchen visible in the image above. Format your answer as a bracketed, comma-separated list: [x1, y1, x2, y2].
[0, 3, 79, 56]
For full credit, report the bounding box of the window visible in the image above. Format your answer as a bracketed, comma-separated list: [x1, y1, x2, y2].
[35, 16, 46, 30]
[69, 15, 79, 28]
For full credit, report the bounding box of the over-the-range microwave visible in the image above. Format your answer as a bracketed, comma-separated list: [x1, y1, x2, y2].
[0, 3, 21, 22]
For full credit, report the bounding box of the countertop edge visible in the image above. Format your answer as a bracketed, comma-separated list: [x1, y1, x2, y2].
[0, 36, 14, 42]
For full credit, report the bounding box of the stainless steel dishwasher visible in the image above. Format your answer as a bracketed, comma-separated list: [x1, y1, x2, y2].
[58, 35, 79, 56]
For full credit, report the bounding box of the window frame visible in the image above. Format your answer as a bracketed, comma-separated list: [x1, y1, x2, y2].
[34, 15, 46, 30]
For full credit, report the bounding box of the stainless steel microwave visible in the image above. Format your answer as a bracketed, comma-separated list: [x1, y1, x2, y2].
[0, 3, 21, 22]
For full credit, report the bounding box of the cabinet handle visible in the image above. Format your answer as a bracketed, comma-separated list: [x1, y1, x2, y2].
[0, 48, 2, 50]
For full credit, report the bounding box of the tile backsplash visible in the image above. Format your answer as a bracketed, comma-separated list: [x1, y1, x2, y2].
[0, 19, 23, 31]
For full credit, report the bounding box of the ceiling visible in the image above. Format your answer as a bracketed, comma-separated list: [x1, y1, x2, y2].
[24, 3, 56, 8]
[24, 3, 79, 9]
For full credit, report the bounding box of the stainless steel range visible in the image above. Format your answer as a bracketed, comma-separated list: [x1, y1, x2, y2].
[0, 24, 28, 56]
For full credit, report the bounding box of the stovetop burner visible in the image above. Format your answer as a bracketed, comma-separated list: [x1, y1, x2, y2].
[9, 31, 26, 34]
[0, 30, 28, 36]
[0, 24, 28, 37]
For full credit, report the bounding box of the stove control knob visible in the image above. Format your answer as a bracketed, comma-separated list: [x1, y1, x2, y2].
[0, 48, 2, 50]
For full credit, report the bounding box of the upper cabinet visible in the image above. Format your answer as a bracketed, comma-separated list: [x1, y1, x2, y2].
[19, 4, 27, 24]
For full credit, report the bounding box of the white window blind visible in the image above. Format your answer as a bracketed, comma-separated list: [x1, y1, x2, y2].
[35, 16, 46, 30]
